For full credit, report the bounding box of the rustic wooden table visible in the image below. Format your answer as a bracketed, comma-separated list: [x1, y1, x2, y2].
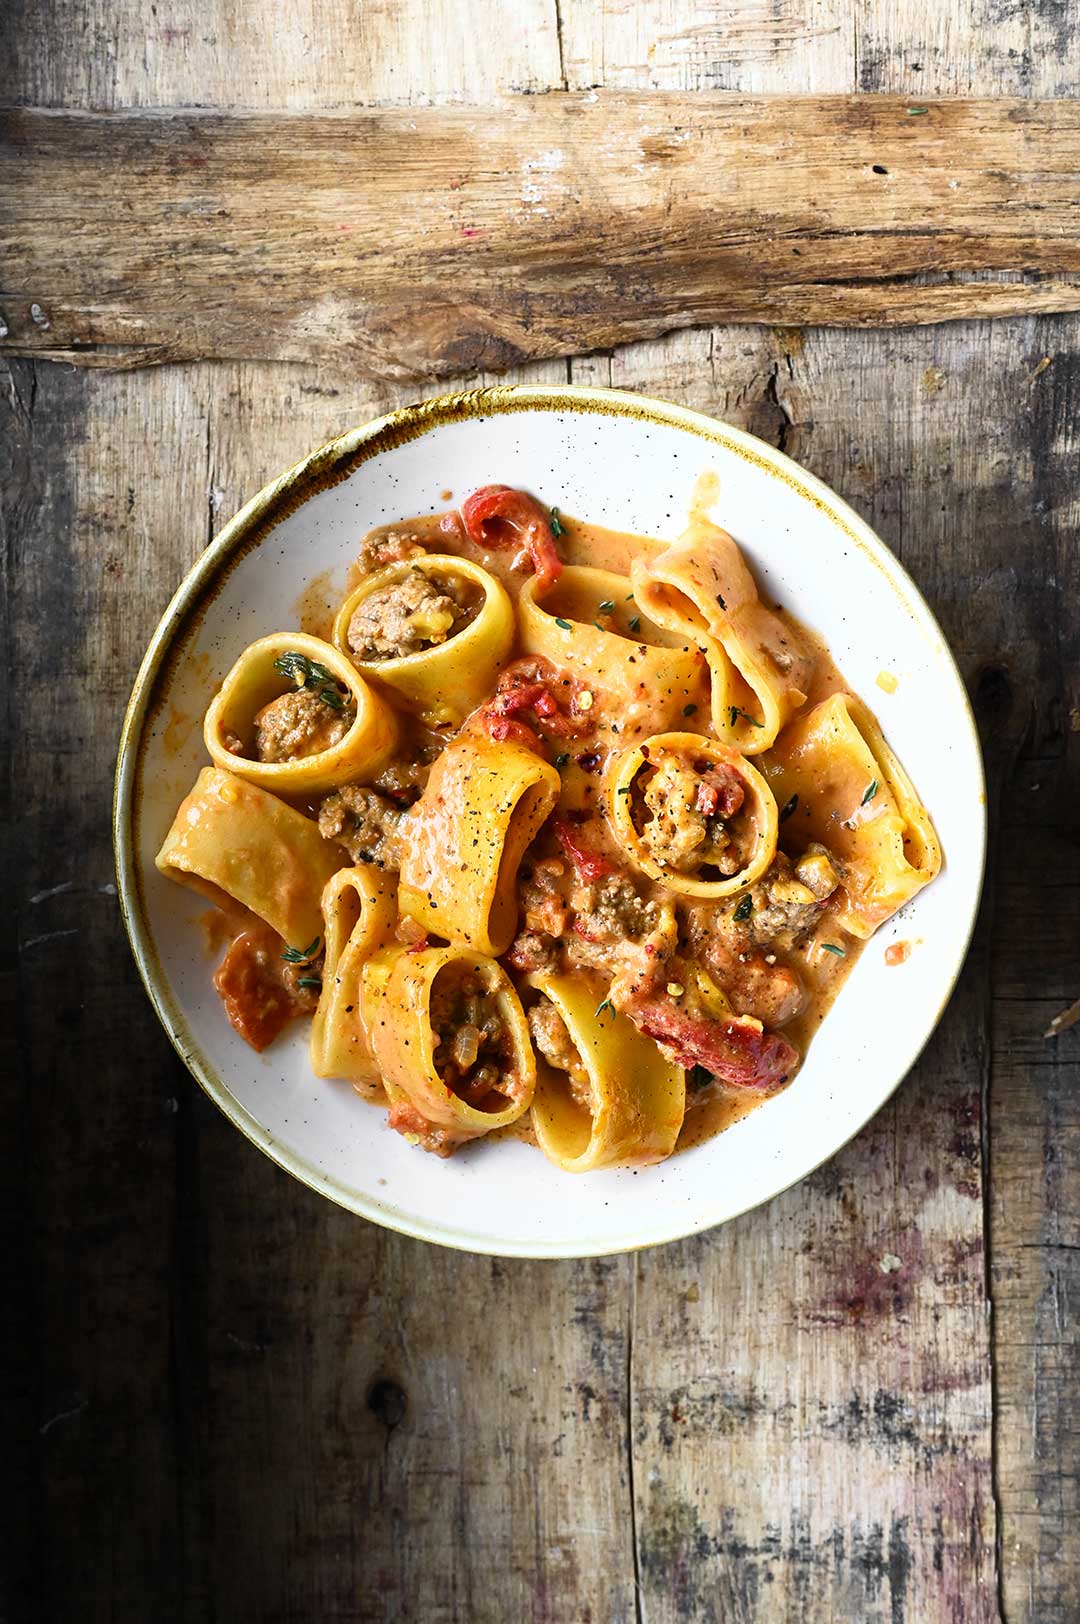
[5, 3, 1079, 1620]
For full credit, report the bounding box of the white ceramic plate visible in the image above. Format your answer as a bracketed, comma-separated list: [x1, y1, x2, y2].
[115, 386, 985, 1257]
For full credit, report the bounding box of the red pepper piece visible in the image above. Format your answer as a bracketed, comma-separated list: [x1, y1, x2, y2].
[552, 816, 614, 882]
[461, 484, 563, 594]
[628, 996, 798, 1090]
[694, 763, 746, 819]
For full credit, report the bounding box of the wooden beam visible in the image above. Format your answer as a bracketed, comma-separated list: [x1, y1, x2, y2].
[4, 94, 1080, 379]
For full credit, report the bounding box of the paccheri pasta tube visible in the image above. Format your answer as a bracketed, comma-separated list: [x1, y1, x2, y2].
[310, 865, 397, 1097]
[204, 632, 398, 795]
[398, 734, 561, 956]
[761, 693, 942, 937]
[608, 732, 778, 898]
[155, 766, 342, 947]
[333, 554, 514, 727]
[527, 971, 685, 1171]
[631, 515, 814, 754]
[517, 565, 708, 732]
[365, 945, 536, 1153]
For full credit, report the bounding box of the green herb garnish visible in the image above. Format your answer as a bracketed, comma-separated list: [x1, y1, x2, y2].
[733, 894, 753, 923]
[297, 976, 323, 991]
[628, 615, 641, 633]
[550, 507, 565, 537]
[273, 651, 347, 711]
[821, 943, 846, 956]
[594, 997, 615, 1022]
[779, 793, 799, 822]
[282, 934, 321, 964]
[906, 106, 929, 115]
[554, 752, 570, 770]
[728, 705, 763, 729]
[555, 617, 573, 632]
[861, 779, 879, 806]
[598, 599, 615, 613]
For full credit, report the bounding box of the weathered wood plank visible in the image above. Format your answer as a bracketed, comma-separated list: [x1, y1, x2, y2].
[1, 358, 215, 1621]
[574, 324, 1009, 1620]
[5, 96, 1080, 378]
[7, 0, 563, 110]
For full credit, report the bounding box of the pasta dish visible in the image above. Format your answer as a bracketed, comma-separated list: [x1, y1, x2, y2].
[156, 485, 941, 1170]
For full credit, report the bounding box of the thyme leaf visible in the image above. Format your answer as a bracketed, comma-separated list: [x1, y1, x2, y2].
[733, 894, 753, 923]
[861, 779, 879, 806]
[728, 705, 764, 729]
[550, 506, 565, 537]
[273, 651, 348, 711]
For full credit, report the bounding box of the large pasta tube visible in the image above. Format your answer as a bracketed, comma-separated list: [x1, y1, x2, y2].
[366, 945, 536, 1146]
[631, 516, 814, 753]
[204, 632, 398, 795]
[517, 565, 708, 731]
[761, 693, 942, 937]
[155, 766, 342, 947]
[527, 972, 685, 1172]
[310, 865, 397, 1097]
[398, 736, 560, 956]
[608, 732, 778, 898]
[333, 554, 514, 727]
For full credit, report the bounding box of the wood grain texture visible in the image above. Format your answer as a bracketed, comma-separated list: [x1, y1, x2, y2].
[7, 0, 1080, 1616]
[6, 95, 1080, 379]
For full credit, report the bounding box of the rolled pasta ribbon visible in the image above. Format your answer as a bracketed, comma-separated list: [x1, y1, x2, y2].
[310, 865, 397, 1098]
[631, 516, 814, 753]
[608, 731, 778, 898]
[518, 566, 707, 731]
[760, 692, 942, 938]
[398, 735, 560, 956]
[333, 554, 514, 727]
[366, 945, 536, 1145]
[155, 766, 342, 948]
[204, 632, 398, 796]
[527, 971, 685, 1172]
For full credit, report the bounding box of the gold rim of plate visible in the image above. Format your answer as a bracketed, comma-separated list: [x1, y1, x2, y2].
[112, 383, 987, 1258]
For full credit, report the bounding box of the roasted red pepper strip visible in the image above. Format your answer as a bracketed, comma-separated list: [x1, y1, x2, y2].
[461, 484, 563, 594]
[628, 996, 798, 1090]
[552, 816, 614, 882]
[213, 925, 319, 1053]
[476, 657, 588, 747]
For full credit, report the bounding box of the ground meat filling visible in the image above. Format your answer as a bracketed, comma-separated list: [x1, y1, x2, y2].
[429, 971, 520, 1111]
[635, 748, 751, 876]
[252, 686, 355, 763]
[347, 567, 478, 661]
[745, 843, 841, 948]
[572, 873, 658, 945]
[355, 527, 428, 573]
[527, 997, 593, 1112]
[317, 785, 405, 869]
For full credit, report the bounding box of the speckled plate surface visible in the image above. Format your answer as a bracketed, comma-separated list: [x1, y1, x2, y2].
[114, 386, 985, 1257]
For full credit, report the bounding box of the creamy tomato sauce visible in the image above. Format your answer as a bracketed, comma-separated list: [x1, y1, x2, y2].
[176, 482, 933, 1170]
